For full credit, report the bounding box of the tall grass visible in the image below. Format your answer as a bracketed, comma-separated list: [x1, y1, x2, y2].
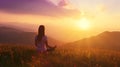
[0, 45, 120, 67]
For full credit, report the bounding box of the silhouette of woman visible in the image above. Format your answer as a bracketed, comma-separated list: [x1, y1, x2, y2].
[35, 25, 56, 53]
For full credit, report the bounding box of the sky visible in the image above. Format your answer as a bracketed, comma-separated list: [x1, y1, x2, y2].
[0, 0, 120, 42]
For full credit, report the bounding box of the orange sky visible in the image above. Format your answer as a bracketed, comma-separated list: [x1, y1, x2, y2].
[0, 0, 120, 42]
[0, 11, 120, 42]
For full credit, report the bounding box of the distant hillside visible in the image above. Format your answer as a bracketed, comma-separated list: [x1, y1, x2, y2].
[0, 22, 34, 32]
[66, 31, 120, 50]
[0, 26, 63, 46]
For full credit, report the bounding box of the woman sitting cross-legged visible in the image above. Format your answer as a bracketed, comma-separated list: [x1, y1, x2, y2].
[35, 25, 56, 53]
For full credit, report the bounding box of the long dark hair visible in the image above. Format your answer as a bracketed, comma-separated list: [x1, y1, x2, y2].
[37, 25, 45, 41]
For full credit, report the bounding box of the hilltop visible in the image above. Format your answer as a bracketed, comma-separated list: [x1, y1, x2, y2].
[65, 31, 120, 50]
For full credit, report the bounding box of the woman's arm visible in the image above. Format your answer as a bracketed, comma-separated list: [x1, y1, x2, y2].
[45, 40, 52, 48]
[45, 36, 56, 49]
[45, 41, 56, 49]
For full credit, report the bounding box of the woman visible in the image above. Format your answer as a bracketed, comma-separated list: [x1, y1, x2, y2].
[35, 25, 56, 53]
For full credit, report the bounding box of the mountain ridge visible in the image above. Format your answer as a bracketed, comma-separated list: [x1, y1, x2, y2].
[0, 26, 64, 46]
[65, 31, 120, 50]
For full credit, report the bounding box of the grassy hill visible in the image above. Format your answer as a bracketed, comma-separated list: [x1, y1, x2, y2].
[0, 26, 120, 67]
[0, 45, 120, 67]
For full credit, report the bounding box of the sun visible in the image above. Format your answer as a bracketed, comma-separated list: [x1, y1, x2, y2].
[76, 17, 91, 30]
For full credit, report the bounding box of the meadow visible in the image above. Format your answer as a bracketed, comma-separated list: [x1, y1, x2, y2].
[0, 45, 120, 67]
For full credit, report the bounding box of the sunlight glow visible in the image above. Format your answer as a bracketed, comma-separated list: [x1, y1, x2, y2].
[76, 17, 91, 30]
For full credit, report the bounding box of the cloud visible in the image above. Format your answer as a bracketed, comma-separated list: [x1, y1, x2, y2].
[57, 0, 75, 9]
[0, 0, 80, 18]
[58, 0, 68, 7]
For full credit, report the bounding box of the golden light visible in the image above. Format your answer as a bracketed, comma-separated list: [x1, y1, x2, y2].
[76, 17, 91, 30]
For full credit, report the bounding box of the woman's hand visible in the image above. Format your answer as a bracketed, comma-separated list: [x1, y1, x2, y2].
[47, 45, 56, 52]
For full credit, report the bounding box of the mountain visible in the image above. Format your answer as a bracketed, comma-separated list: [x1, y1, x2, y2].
[66, 31, 120, 50]
[0, 22, 35, 32]
[0, 26, 63, 46]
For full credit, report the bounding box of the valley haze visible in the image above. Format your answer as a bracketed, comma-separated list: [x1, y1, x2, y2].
[1, 22, 119, 43]
[0, 25, 120, 51]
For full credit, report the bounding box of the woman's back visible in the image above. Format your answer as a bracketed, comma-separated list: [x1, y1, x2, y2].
[35, 35, 47, 52]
